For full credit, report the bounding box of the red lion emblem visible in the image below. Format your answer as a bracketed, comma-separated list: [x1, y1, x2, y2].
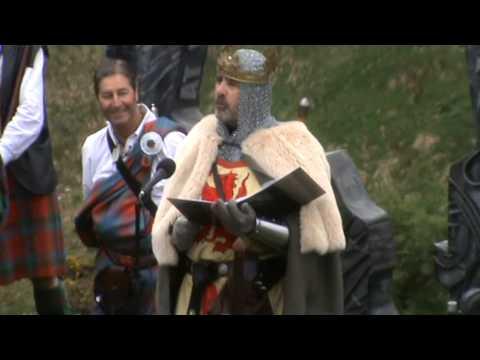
[199, 170, 250, 253]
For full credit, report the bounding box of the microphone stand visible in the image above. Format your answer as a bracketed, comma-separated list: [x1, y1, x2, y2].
[139, 187, 157, 218]
[130, 164, 165, 312]
[129, 172, 165, 313]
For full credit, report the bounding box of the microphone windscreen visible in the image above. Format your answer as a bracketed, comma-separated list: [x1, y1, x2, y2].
[157, 158, 176, 179]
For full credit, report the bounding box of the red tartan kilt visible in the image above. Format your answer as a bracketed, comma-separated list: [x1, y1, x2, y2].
[0, 171, 66, 286]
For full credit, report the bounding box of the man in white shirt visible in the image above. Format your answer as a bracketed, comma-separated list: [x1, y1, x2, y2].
[0, 45, 69, 315]
[82, 106, 184, 206]
[75, 58, 186, 314]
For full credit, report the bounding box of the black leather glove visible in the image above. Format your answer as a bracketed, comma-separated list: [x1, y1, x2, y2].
[171, 216, 202, 252]
[211, 201, 256, 238]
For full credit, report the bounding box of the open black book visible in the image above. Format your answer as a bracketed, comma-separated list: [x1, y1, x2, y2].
[168, 167, 325, 226]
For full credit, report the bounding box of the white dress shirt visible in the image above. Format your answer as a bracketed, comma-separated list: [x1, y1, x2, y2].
[0, 47, 46, 166]
[82, 104, 186, 206]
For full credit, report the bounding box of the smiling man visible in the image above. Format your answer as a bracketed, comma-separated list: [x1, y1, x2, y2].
[76, 59, 186, 314]
[96, 73, 142, 143]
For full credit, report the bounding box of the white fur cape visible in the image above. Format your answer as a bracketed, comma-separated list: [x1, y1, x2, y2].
[152, 115, 346, 266]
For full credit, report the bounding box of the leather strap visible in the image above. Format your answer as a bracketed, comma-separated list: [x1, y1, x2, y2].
[107, 131, 158, 216]
[211, 160, 226, 201]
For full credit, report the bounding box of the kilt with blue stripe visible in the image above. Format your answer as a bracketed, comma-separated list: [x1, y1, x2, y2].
[0, 171, 66, 285]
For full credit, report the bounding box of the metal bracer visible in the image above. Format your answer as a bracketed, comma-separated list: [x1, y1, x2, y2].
[248, 218, 290, 252]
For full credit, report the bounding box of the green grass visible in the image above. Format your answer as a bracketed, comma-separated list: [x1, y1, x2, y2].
[0, 45, 473, 314]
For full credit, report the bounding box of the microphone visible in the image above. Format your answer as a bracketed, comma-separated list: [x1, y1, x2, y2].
[139, 158, 176, 202]
[140, 132, 164, 157]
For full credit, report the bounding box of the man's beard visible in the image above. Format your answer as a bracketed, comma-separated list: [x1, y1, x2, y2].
[215, 99, 238, 131]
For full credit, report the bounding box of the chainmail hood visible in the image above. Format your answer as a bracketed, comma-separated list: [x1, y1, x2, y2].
[217, 49, 278, 161]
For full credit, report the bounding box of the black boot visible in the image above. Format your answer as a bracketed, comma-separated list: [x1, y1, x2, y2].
[33, 282, 71, 315]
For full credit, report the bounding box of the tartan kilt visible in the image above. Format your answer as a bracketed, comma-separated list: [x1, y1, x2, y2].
[0, 171, 66, 286]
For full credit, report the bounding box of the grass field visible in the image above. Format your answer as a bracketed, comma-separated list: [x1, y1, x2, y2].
[0, 45, 474, 314]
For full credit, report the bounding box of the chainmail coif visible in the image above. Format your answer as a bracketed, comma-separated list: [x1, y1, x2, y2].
[217, 49, 278, 162]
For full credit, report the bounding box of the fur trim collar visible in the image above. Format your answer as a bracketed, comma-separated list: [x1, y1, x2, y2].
[152, 115, 345, 265]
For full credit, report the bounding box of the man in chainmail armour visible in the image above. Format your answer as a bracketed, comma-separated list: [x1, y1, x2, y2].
[152, 47, 346, 315]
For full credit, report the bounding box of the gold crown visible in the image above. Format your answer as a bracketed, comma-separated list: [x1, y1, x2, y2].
[217, 46, 279, 85]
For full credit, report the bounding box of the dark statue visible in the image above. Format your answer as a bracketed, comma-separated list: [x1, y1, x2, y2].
[435, 46, 480, 314]
[435, 151, 480, 314]
[328, 150, 399, 315]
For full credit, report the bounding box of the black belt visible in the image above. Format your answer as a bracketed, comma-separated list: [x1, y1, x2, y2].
[185, 255, 286, 315]
[184, 257, 230, 315]
[103, 248, 158, 271]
